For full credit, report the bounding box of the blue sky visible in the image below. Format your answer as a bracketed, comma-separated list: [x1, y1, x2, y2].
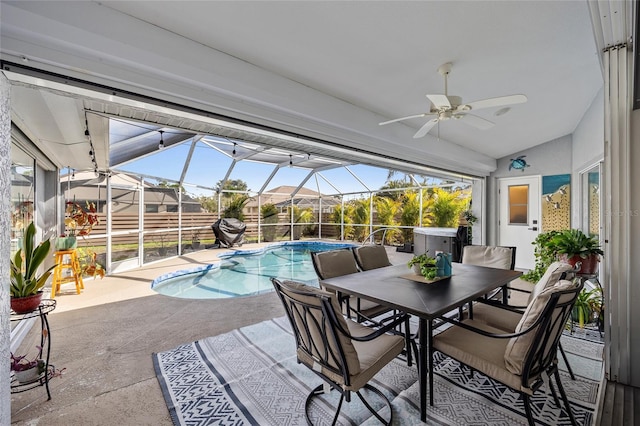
[116, 141, 408, 197]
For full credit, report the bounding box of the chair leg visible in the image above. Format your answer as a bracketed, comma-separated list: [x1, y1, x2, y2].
[559, 342, 576, 380]
[356, 384, 393, 425]
[553, 369, 578, 426]
[547, 372, 561, 408]
[305, 384, 344, 426]
[522, 394, 536, 426]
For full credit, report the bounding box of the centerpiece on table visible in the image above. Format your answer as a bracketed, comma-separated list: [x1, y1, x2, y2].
[407, 253, 438, 280]
[407, 251, 452, 282]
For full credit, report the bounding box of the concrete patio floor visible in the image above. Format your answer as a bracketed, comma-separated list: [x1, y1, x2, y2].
[10, 243, 413, 425]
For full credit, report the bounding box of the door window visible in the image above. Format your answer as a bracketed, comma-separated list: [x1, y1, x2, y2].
[508, 185, 529, 225]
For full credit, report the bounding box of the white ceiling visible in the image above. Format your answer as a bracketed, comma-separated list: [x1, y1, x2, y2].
[1, 1, 603, 177]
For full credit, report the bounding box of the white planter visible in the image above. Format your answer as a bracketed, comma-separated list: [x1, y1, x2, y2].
[13, 361, 44, 383]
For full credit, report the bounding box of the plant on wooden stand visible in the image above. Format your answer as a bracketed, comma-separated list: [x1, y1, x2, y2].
[10, 222, 56, 314]
[63, 200, 104, 278]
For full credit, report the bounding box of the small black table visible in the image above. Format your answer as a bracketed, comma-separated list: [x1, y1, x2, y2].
[10, 299, 56, 400]
[321, 263, 522, 422]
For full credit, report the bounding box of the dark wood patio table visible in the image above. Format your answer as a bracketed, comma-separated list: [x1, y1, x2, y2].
[320, 262, 522, 422]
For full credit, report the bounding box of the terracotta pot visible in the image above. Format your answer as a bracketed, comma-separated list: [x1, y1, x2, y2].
[10, 292, 44, 314]
[561, 254, 600, 275]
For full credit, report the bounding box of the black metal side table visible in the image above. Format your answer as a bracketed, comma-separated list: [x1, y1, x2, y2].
[10, 299, 56, 400]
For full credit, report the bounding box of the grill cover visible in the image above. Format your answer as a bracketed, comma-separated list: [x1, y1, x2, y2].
[211, 218, 246, 248]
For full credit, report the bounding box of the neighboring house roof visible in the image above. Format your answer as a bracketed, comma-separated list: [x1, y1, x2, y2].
[245, 185, 340, 208]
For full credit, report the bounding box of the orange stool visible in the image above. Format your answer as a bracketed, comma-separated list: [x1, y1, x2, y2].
[51, 249, 84, 298]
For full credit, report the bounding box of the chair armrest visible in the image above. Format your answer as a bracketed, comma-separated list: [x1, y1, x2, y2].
[475, 298, 527, 312]
[332, 312, 409, 342]
[436, 313, 545, 339]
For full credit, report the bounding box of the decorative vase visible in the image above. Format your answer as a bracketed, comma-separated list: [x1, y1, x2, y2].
[56, 236, 77, 250]
[413, 264, 422, 275]
[10, 292, 44, 314]
[562, 254, 599, 275]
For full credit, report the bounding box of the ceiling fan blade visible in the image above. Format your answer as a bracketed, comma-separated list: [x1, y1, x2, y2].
[458, 113, 495, 130]
[379, 113, 428, 126]
[426, 94, 451, 109]
[413, 118, 439, 138]
[465, 94, 527, 111]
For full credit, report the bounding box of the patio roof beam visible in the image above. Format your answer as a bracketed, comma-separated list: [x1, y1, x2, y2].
[258, 164, 280, 195]
[179, 137, 201, 185]
[316, 171, 343, 195]
[344, 165, 371, 192]
[217, 159, 238, 194]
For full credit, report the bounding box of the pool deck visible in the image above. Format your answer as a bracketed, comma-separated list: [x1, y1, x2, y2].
[10, 242, 412, 425]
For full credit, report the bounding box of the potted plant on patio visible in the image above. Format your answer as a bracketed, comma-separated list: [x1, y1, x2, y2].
[10, 222, 56, 314]
[550, 229, 603, 275]
[408, 252, 437, 279]
[11, 346, 46, 383]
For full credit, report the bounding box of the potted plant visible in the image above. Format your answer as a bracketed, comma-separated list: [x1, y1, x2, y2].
[10, 222, 56, 314]
[550, 229, 604, 275]
[408, 252, 437, 279]
[11, 347, 46, 383]
[572, 288, 601, 328]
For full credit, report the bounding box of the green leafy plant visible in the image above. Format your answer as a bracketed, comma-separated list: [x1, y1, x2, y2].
[551, 229, 604, 259]
[223, 195, 249, 221]
[572, 288, 601, 328]
[521, 230, 561, 283]
[10, 222, 56, 298]
[408, 253, 437, 279]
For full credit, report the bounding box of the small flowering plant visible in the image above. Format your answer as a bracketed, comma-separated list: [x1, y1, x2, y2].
[64, 200, 100, 237]
[10, 346, 45, 372]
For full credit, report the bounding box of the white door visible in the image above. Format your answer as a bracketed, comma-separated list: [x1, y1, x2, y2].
[498, 176, 541, 270]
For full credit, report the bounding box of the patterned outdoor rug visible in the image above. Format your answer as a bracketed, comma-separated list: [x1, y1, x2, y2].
[153, 317, 601, 425]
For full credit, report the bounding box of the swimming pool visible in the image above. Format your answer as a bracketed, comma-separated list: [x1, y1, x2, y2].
[151, 241, 356, 299]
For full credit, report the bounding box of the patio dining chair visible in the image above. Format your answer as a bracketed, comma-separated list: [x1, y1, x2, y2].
[311, 249, 391, 322]
[271, 278, 407, 425]
[352, 244, 392, 271]
[432, 278, 583, 426]
[311, 249, 414, 366]
[466, 261, 578, 379]
[461, 245, 516, 304]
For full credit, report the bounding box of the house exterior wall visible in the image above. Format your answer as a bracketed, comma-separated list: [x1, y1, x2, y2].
[486, 135, 573, 245]
[0, 71, 11, 426]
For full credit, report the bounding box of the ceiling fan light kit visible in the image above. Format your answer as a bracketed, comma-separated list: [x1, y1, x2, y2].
[379, 62, 528, 138]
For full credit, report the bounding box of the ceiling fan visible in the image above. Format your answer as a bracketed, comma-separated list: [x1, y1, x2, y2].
[379, 63, 527, 138]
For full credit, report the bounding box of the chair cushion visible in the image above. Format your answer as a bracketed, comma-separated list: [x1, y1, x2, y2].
[528, 261, 574, 303]
[346, 320, 405, 391]
[312, 249, 359, 279]
[504, 279, 576, 374]
[278, 280, 361, 377]
[433, 320, 535, 393]
[466, 303, 523, 332]
[462, 245, 514, 270]
[352, 245, 392, 271]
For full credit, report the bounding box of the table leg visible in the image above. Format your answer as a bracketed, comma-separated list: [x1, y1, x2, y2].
[428, 319, 434, 407]
[419, 317, 427, 422]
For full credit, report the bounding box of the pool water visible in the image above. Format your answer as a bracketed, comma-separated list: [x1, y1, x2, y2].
[151, 241, 355, 299]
